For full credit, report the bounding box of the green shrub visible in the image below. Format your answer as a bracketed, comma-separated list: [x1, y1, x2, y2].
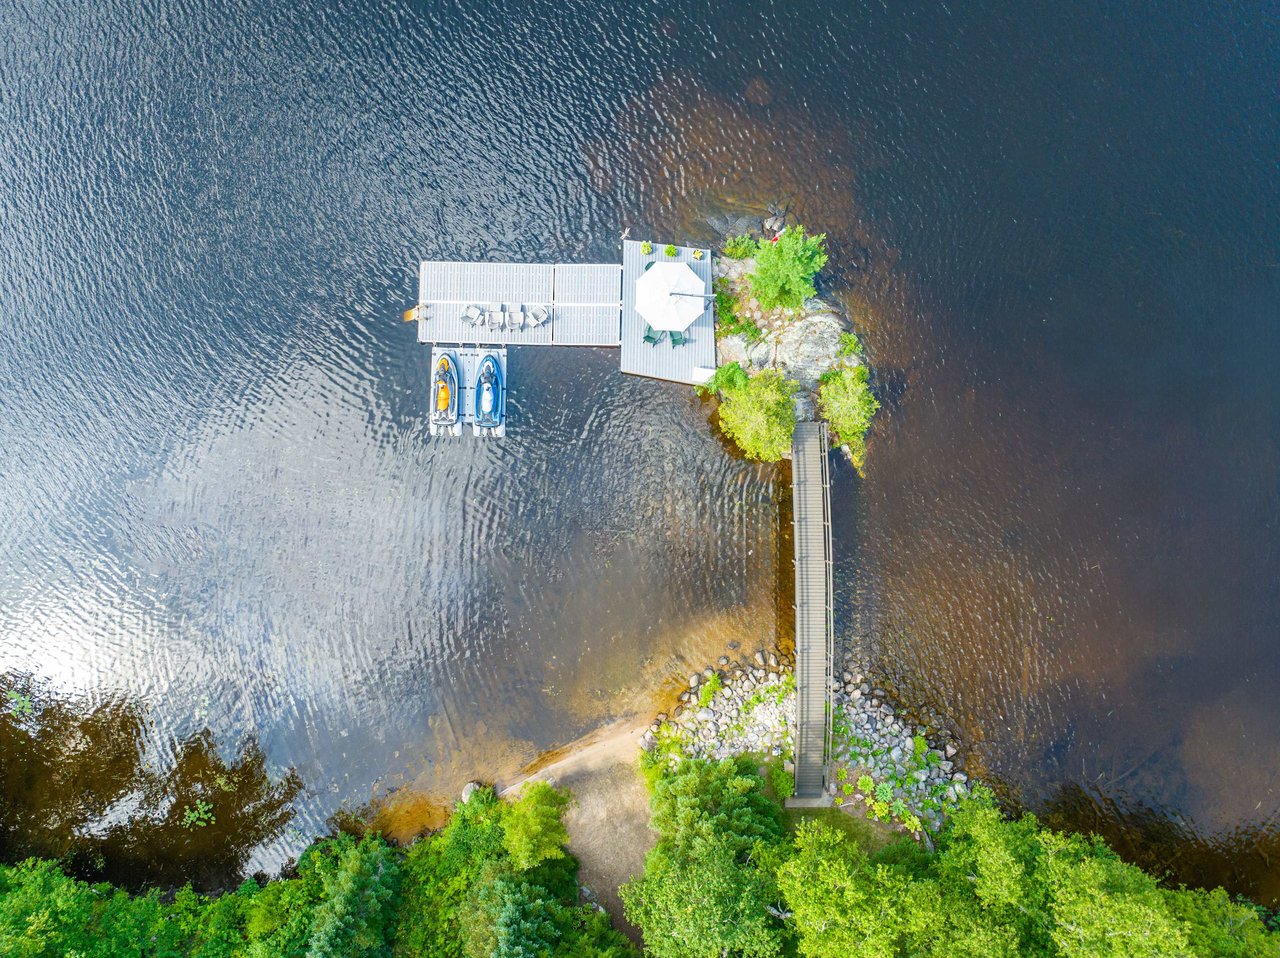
[748, 226, 827, 311]
[817, 364, 879, 473]
[640, 241, 652, 255]
[697, 361, 749, 398]
[663, 243, 678, 257]
[768, 764, 795, 801]
[722, 234, 758, 259]
[837, 331, 862, 357]
[716, 368, 797, 462]
[696, 674, 722, 709]
[713, 279, 764, 343]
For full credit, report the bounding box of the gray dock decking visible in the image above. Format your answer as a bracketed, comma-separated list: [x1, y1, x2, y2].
[791, 422, 834, 799]
[415, 246, 715, 386]
[619, 241, 716, 385]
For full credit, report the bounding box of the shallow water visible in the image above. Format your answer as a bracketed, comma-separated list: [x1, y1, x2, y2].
[1, 0, 1277, 899]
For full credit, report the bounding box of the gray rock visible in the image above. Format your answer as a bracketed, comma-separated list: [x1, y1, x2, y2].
[773, 312, 851, 390]
[704, 668, 716, 679]
[716, 334, 750, 368]
[768, 652, 779, 668]
[753, 650, 767, 667]
[689, 674, 701, 688]
[717, 655, 730, 666]
[461, 781, 482, 803]
[945, 743, 957, 759]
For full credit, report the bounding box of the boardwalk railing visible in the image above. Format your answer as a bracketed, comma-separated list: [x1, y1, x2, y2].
[791, 422, 834, 799]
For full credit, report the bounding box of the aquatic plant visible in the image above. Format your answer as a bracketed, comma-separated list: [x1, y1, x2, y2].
[722, 234, 757, 259]
[5, 689, 33, 717]
[748, 225, 827, 310]
[182, 800, 215, 829]
[818, 364, 879, 473]
[663, 243, 678, 257]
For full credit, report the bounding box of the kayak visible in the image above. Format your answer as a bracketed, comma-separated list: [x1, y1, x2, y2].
[473, 354, 505, 437]
[429, 353, 462, 436]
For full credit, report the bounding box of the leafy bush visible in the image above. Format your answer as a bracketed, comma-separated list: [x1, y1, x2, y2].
[768, 764, 795, 801]
[748, 226, 827, 311]
[697, 361, 749, 397]
[696, 674, 723, 709]
[713, 278, 764, 343]
[837, 331, 862, 357]
[716, 368, 798, 462]
[722, 234, 758, 259]
[817, 364, 879, 473]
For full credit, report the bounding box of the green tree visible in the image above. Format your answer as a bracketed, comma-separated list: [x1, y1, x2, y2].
[649, 758, 784, 857]
[817, 365, 878, 472]
[503, 782, 570, 872]
[716, 369, 797, 462]
[622, 839, 784, 958]
[307, 834, 401, 958]
[748, 226, 827, 310]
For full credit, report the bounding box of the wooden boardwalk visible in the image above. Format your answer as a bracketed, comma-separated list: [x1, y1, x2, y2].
[791, 422, 834, 799]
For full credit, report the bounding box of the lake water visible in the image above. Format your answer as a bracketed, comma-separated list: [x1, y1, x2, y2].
[1, 0, 1277, 900]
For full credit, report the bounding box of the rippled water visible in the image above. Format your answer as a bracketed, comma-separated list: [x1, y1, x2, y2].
[2, 0, 1277, 900]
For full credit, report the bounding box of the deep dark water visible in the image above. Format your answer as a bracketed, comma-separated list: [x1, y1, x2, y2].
[1, 0, 1277, 900]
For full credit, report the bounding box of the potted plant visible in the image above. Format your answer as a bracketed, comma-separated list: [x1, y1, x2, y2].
[664, 243, 678, 257]
[640, 240, 653, 255]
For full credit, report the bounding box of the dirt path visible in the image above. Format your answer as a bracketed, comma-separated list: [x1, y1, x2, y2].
[500, 719, 655, 940]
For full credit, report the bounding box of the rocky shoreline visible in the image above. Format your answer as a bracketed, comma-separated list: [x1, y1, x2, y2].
[640, 647, 971, 840]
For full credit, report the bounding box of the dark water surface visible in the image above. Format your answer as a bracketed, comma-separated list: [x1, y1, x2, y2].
[2, 0, 1277, 898]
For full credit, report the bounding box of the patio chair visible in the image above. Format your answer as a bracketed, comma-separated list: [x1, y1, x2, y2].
[487, 309, 503, 327]
[670, 329, 688, 347]
[526, 305, 548, 327]
[506, 308, 524, 331]
[644, 325, 667, 346]
[461, 304, 482, 327]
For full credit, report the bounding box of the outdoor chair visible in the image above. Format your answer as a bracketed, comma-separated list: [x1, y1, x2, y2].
[644, 325, 667, 346]
[526, 305, 548, 327]
[670, 330, 688, 347]
[487, 309, 503, 327]
[461, 304, 482, 327]
[506, 309, 524, 331]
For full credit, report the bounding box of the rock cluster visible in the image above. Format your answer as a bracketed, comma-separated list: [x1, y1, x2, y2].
[639, 649, 796, 763]
[638, 650, 974, 835]
[828, 669, 969, 832]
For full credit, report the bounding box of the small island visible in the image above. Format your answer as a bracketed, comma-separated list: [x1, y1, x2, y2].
[700, 224, 880, 472]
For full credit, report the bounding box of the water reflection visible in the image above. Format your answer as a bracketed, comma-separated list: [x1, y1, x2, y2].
[0, 674, 300, 891]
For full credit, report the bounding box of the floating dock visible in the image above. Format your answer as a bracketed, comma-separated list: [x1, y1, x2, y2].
[411, 242, 717, 426]
[428, 346, 508, 437]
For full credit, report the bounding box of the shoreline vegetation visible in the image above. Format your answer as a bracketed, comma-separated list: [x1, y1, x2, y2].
[5, 653, 1279, 956]
[2, 227, 1277, 955]
[4, 672, 1278, 958]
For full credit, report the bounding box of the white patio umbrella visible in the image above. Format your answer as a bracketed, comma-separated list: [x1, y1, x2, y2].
[635, 262, 708, 331]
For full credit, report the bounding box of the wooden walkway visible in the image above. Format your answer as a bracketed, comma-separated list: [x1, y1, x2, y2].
[791, 422, 834, 799]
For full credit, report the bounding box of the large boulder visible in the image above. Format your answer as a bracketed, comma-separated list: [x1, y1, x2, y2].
[774, 312, 851, 390]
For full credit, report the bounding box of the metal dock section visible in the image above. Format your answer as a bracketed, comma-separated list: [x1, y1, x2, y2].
[416, 262, 621, 347]
[428, 346, 508, 432]
[790, 422, 834, 800]
[619, 240, 716, 385]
